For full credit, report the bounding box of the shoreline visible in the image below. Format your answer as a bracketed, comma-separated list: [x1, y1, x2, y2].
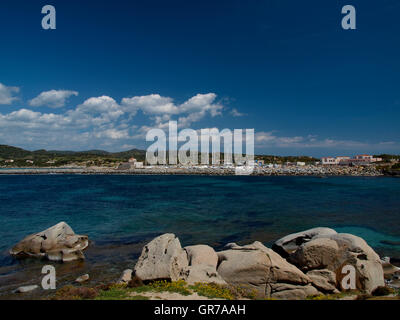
[3, 226, 400, 300]
[0, 165, 391, 176]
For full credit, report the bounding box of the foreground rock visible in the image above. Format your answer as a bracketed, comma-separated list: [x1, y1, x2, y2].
[13, 285, 39, 293]
[217, 241, 316, 299]
[179, 264, 227, 285]
[119, 269, 133, 284]
[134, 235, 226, 285]
[287, 231, 384, 293]
[185, 245, 218, 267]
[380, 257, 400, 289]
[10, 222, 89, 262]
[181, 245, 226, 285]
[306, 269, 338, 293]
[133, 229, 386, 299]
[75, 274, 90, 283]
[134, 234, 188, 281]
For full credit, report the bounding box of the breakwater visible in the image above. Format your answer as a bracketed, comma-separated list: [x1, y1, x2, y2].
[0, 165, 384, 176]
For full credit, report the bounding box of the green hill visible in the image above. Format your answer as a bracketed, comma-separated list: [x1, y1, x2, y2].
[0, 145, 32, 159]
[0, 145, 146, 167]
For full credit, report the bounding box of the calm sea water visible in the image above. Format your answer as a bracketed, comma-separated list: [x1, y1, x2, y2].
[0, 175, 399, 297]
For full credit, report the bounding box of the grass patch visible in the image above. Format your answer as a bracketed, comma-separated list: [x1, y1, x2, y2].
[307, 290, 360, 300]
[96, 284, 130, 300]
[189, 283, 234, 300]
[147, 280, 192, 295]
[189, 283, 260, 300]
[52, 281, 266, 300]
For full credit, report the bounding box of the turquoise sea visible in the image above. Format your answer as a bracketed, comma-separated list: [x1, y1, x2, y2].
[0, 175, 399, 297]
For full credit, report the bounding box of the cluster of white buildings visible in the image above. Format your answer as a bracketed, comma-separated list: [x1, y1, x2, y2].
[127, 157, 144, 168]
[321, 155, 382, 165]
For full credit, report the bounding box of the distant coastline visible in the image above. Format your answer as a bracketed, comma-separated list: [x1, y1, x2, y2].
[0, 165, 393, 176]
[1, 144, 399, 176]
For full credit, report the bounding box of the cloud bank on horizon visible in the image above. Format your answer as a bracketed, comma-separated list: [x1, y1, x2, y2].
[0, 82, 398, 155]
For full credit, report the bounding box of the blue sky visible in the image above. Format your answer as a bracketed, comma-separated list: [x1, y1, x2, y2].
[0, 0, 399, 156]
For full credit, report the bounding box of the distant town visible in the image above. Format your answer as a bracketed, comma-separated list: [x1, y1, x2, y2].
[0, 144, 399, 176]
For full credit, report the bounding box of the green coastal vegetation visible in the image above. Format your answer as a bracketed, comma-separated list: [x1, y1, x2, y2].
[52, 280, 259, 300]
[0, 144, 145, 167]
[50, 280, 400, 301]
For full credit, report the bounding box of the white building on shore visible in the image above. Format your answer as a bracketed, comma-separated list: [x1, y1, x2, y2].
[321, 155, 382, 165]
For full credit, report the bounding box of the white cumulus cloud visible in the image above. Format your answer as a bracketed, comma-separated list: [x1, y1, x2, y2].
[29, 90, 78, 108]
[0, 83, 20, 105]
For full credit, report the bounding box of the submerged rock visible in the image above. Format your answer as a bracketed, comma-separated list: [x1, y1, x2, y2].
[10, 222, 89, 262]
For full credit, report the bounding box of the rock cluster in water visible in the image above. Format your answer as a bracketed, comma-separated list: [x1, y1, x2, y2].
[10, 223, 399, 299]
[9, 222, 89, 262]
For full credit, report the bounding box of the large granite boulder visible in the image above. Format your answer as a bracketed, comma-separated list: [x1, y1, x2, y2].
[134, 233, 188, 281]
[181, 244, 226, 284]
[185, 245, 218, 268]
[289, 237, 340, 271]
[288, 232, 384, 293]
[10, 222, 88, 262]
[272, 227, 337, 257]
[216, 241, 316, 298]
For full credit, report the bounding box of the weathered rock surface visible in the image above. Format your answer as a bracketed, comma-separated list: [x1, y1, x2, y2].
[179, 265, 227, 285]
[181, 244, 226, 284]
[9, 222, 89, 262]
[288, 232, 384, 293]
[381, 257, 400, 280]
[269, 283, 320, 300]
[306, 269, 337, 293]
[273, 227, 337, 257]
[134, 233, 188, 281]
[289, 237, 340, 271]
[217, 241, 313, 297]
[185, 245, 218, 268]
